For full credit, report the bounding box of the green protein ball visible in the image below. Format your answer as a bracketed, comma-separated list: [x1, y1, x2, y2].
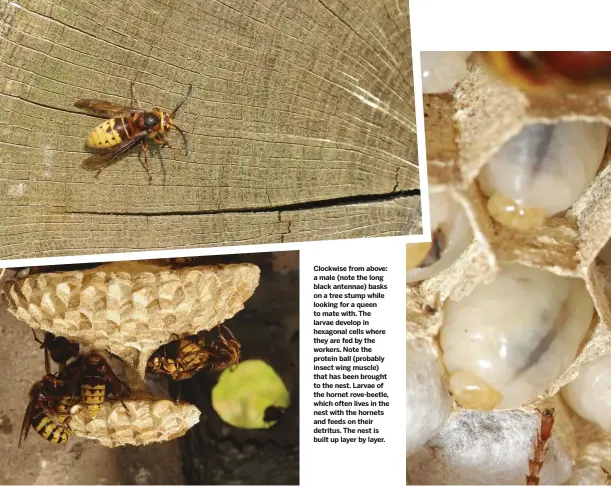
[212, 359, 290, 429]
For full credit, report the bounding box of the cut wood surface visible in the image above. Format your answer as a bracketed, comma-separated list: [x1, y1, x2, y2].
[0, 0, 419, 259]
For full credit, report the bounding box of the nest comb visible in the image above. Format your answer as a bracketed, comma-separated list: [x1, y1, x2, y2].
[2, 260, 260, 378]
[2, 261, 260, 447]
[68, 398, 201, 448]
[410, 61, 611, 481]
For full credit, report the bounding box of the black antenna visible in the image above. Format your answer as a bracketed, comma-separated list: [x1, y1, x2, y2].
[173, 125, 189, 155]
[171, 84, 193, 117]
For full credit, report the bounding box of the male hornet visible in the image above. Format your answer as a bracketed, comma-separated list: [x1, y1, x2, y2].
[476, 51, 611, 93]
[75, 83, 192, 184]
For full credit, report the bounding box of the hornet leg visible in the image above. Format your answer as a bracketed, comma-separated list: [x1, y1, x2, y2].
[141, 140, 152, 185]
[130, 82, 143, 110]
[154, 134, 170, 149]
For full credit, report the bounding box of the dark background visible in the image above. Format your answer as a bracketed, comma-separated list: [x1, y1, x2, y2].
[5, 251, 299, 485]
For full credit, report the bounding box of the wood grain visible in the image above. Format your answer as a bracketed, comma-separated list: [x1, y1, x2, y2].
[0, 195, 420, 258]
[0, 0, 419, 258]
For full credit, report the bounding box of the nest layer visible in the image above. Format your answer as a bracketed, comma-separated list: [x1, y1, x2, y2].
[407, 396, 575, 485]
[2, 260, 260, 448]
[2, 261, 260, 377]
[411, 62, 611, 481]
[69, 399, 201, 448]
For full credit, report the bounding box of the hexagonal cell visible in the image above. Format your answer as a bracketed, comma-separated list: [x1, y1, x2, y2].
[561, 354, 611, 431]
[69, 399, 201, 447]
[477, 121, 608, 231]
[406, 401, 575, 485]
[420, 51, 472, 94]
[2, 261, 260, 379]
[440, 263, 594, 410]
[406, 338, 453, 457]
[406, 191, 474, 284]
[3, 260, 261, 449]
[408, 52, 611, 484]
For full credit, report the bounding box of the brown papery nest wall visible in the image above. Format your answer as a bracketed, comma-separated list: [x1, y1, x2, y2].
[2, 260, 260, 447]
[409, 62, 611, 483]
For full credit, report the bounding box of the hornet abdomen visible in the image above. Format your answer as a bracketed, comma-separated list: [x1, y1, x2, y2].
[56, 394, 78, 424]
[81, 380, 106, 417]
[32, 413, 70, 444]
[180, 341, 208, 368]
[86, 116, 136, 149]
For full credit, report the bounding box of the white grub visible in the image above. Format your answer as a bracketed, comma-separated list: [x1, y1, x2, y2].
[561, 354, 611, 430]
[478, 121, 609, 231]
[406, 339, 453, 457]
[420, 51, 472, 94]
[406, 191, 473, 283]
[440, 263, 594, 410]
[406, 409, 572, 485]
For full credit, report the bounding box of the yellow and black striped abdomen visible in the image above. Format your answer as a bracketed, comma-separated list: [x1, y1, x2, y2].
[180, 343, 208, 370]
[181, 341, 205, 360]
[86, 117, 132, 149]
[81, 383, 106, 416]
[32, 413, 70, 444]
[56, 395, 77, 424]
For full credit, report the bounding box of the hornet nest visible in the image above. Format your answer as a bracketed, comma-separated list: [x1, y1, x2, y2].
[2, 260, 260, 447]
[408, 59, 611, 484]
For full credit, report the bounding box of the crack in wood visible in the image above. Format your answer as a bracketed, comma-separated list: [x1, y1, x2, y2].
[0, 0, 420, 257]
[69, 189, 420, 217]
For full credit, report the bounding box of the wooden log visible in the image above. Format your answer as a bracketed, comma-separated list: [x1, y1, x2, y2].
[0, 195, 420, 258]
[0, 0, 418, 258]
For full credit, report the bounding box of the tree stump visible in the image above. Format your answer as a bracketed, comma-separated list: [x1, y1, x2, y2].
[0, 0, 419, 259]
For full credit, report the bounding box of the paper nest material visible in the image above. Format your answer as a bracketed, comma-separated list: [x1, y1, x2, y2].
[410, 61, 611, 483]
[2, 261, 260, 379]
[68, 399, 201, 448]
[1, 261, 260, 448]
[407, 397, 574, 485]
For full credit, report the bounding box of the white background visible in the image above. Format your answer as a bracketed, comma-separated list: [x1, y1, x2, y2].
[8, 1, 610, 483]
[410, 0, 611, 51]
